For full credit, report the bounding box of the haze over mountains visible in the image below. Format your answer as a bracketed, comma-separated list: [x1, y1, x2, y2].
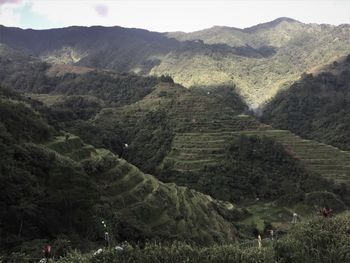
[1, 17, 350, 108]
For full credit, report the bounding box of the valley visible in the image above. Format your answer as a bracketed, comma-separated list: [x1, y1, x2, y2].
[0, 16, 350, 262]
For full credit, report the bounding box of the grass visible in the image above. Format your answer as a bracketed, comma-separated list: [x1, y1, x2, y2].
[238, 202, 296, 236]
[239, 129, 350, 184]
[165, 125, 350, 184]
[160, 88, 264, 172]
[43, 133, 241, 244]
[55, 212, 350, 263]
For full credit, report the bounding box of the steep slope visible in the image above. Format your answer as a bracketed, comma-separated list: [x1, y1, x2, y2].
[1, 19, 350, 107]
[162, 117, 350, 202]
[0, 44, 161, 107]
[263, 55, 350, 150]
[162, 95, 264, 172]
[46, 134, 240, 244]
[237, 129, 350, 186]
[167, 17, 302, 48]
[162, 121, 350, 202]
[85, 80, 350, 208]
[27, 70, 350, 202]
[0, 87, 243, 254]
[159, 19, 350, 107]
[89, 83, 250, 173]
[0, 25, 179, 73]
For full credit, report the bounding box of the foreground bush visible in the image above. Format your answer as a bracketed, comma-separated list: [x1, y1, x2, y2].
[274, 213, 350, 263]
[56, 213, 350, 263]
[58, 243, 274, 263]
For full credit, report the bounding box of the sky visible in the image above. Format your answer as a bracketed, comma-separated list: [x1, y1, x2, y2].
[0, 0, 349, 32]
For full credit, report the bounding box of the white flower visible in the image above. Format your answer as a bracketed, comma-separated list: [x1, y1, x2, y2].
[115, 246, 124, 251]
[93, 248, 103, 256]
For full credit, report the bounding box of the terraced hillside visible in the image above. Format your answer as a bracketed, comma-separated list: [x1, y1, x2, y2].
[165, 115, 266, 172]
[86, 83, 252, 172]
[238, 129, 350, 185]
[157, 86, 350, 184]
[165, 128, 350, 185]
[161, 90, 268, 172]
[263, 55, 350, 151]
[33, 79, 350, 185]
[45, 134, 242, 244]
[154, 82, 350, 183]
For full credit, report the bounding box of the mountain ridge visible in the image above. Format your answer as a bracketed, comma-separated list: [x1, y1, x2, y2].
[1, 18, 350, 107]
[0, 17, 323, 34]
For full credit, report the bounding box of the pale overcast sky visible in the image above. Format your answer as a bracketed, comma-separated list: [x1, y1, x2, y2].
[0, 0, 349, 32]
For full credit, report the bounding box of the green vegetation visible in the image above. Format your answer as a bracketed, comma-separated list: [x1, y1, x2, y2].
[0, 88, 244, 258]
[236, 129, 350, 188]
[1, 21, 350, 262]
[0, 45, 159, 107]
[0, 89, 97, 253]
[162, 135, 348, 206]
[160, 19, 350, 107]
[81, 83, 248, 174]
[263, 55, 350, 150]
[2, 20, 350, 107]
[52, 72, 159, 106]
[53, 213, 350, 263]
[123, 110, 174, 173]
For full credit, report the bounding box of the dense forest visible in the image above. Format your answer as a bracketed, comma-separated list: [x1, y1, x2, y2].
[0, 87, 247, 260]
[263, 55, 350, 150]
[1, 18, 350, 262]
[161, 135, 349, 208]
[1, 19, 350, 107]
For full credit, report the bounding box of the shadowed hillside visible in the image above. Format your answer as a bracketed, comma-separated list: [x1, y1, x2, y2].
[1, 19, 350, 107]
[1, 33, 350, 260]
[0, 87, 247, 258]
[263, 55, 350, 150]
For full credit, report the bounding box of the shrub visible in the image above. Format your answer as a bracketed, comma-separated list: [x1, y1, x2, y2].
[56, 213, 350, 263]
[274, 213, 350, 263]
[304, 191, 346, 212]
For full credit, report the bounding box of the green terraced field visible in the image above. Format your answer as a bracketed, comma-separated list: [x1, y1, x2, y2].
[64, 81, 349, 185]
[164, 127, 350, 184]
[45, 134, 241, 244]
[162, 95, 267, 172]
[239, 130, 350, 184]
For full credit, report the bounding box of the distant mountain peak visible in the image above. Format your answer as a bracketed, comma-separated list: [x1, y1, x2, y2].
[244, 17, 301, 32]
[272, 17, 300, 23]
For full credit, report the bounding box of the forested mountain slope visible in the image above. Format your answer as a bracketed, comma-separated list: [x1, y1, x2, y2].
[161, 18, 350, 107]
[1, 18, 350, 107]
[263, 55, 350, 150]
[2, 44, 348, 207]
[1, 40, 350, 253]
[0, 87, 244, 257]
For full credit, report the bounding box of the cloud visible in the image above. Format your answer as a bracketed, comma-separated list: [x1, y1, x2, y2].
[30, 1, 98, 27]
[94, 4, 108, 17]
[0, 0, 25, 27]
[0, 0, 22, 6]
[1, 0, 349, 32]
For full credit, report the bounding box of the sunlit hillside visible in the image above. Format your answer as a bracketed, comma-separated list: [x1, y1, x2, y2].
[1, 18, 350, 107]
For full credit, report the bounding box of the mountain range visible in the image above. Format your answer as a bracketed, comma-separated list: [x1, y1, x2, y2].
[1, 17, 350, 108]
[0, 17, 350, 261]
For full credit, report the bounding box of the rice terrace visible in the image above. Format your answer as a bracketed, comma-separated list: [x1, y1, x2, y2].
[0, 0, 349, 262]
